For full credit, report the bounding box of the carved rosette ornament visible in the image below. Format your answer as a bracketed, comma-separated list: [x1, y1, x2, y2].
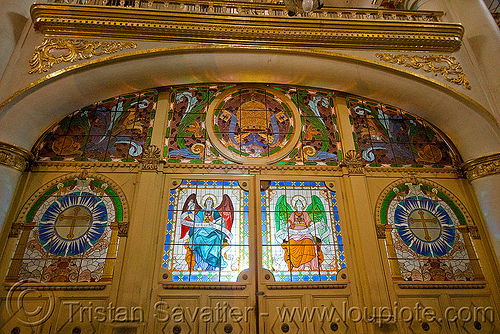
[342, 149, 364, 174]
[375, 53, 471, 90]
[0, 142, 34, 171]
[140, 145, 161, 170]
[29, 38, 137, 74]
[461, 153, 500, 182]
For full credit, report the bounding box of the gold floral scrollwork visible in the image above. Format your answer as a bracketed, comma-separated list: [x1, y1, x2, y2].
[375, 224, 386, 239]
[0, 142, 34, 171]
[342, 149, 364, 174]
[375, 53, 471, 90]
[461, 153, 500, 182]
[29, 38, 137, 74]
[117, 222, 129, 237]
[9, 222, 24, 238]
[140, 145, 161, 170]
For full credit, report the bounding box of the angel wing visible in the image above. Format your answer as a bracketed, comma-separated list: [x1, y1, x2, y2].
[180, 193, 201, 239]
[306, 195, 328, 239]
[275, 195, 293, 234]
[216, 194, 234, 236]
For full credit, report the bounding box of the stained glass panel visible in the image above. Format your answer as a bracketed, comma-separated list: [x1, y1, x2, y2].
[34, 90, 158, 162]
[163, 180, 249, 282]
[383, 183, 476, 281]
[164, 85, 341, 165]
[348, 96, 459, 168]
[10, 179, 121, 283]
[261, 181, 346, 281]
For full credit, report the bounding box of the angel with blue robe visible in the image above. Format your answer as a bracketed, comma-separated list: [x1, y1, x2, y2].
[180, 193, 234, 271]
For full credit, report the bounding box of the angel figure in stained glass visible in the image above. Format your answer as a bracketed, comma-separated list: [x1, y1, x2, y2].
[180, 194, 234, 271]
[275, 195, 327, 270]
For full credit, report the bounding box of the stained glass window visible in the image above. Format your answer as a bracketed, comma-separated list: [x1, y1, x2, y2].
[261, 181, 346, 281]
[382, 182, 478, 281]
[348, 96, 459, 168]
[163, 180, 249, 282]
[7, 178, 122, 283]
[34, 90, 158, 162]
[164, 85, 341, 165]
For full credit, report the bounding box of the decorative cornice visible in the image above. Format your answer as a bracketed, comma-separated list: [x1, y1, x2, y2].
[375, 54, 471, 90]
[162, 284, 246, 290]
[397, 282, 486, 289]
[29, 38, 137, 74]
[266, 283, 347, 289]
[461, 153, 500, 181]
[30, 3, 463, 52]
[4, 283, 107, 291]
[0, 142, 34, 172]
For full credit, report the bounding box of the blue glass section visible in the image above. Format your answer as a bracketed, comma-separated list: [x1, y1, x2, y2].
[181, 180, 188, 185]
[334, 211, 340, 221]
[244, 211, 249, 222]
[223, 180, 231, 185]
[340, 254, 345, 261]
[341, 263, 346, 269]
[330, 276, 337, 280]
[318, 182, 325, 187]
[216, 180, 224, 185]
[338, 235, 343, 245]
[166, 222, 172, 232]
[312, 275, 320, 281]
[168, 209, 173, 220]
[339, 245, 344, 253]
[189, 180, 198, 185]
[201, 276, 209, 281]
[278, 182, 285, 186]
[285, 181, 292, 186]
[336, 224, 341, 233]
[294, 182, 301, 186]
[165, 234, 170, 245]
[303, 276, 310, 281]
[207, 180, 214, 185]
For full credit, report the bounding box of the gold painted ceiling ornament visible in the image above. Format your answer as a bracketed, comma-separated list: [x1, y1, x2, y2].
[29, 38, 137, 74]
[375, 53, 471, 90]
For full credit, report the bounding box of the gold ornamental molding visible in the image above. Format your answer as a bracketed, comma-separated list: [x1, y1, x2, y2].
[461, 153, 500, 182]
[30, 3, 464, 52]
[29, 38, 137, 74]
[375, 53, 471, 90]
[0, 142, 34, 172]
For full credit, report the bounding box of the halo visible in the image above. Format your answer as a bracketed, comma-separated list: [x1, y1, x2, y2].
[201, 193, 219, 208]
[291, 195, 307, 211]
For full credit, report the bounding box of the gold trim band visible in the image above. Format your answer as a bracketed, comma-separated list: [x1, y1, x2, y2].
[461, 153, 500, 182]
[0, 142, 34, 172]
[30, 3, 463, 52]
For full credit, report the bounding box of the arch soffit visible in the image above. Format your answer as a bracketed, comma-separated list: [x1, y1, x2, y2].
[15, 172, 129, 224]
[0, 46, 498, 160]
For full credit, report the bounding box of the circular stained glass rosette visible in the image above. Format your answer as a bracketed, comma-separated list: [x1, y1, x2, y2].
[206, 87, 301, 164]
[394, 196, 455, 257]
[38, 192, 108, 256]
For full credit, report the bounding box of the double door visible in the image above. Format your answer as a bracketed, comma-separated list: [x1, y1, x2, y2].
[154, 175, 351, 334]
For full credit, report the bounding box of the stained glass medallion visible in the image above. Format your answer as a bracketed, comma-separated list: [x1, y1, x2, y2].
[10, 178, 122, 283]
[206, 87, 301, 164]
[382, 182, 476, 281]
[163, 180, 249, 282]
[165, 85, 341, 165]
[261, 181, 346, 281]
